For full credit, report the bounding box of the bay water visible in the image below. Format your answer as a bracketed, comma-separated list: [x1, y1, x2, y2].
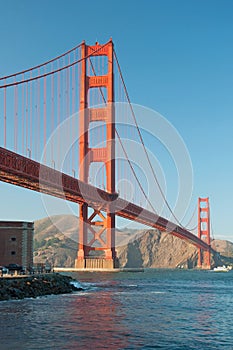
[0, 269, 232, 349]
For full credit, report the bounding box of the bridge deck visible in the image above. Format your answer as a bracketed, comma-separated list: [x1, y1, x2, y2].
[0, 147, 210, 251]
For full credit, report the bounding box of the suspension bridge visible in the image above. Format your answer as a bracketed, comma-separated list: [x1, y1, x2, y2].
[0, 39, 211, 269]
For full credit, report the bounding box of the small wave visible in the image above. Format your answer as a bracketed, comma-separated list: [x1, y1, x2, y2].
[70, 281, 100, 292]
[78, 291, 95, 296]
[70, 280, 83, 289]
[81, 282, 99, 290]
[126, 284, 138, 287]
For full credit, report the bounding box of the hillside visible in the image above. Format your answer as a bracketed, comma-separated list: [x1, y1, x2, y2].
[117, 231, 233, 268]
[34, 215, 139, 267]
[211, 239, 233, 266]
[117, 230, 198, 268]
[33, 215, 233, 268]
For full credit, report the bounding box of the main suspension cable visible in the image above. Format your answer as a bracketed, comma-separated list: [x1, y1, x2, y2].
[113, 49, 194, 230]
[0, 43, 82, 81]
[0, 41, 111, 89]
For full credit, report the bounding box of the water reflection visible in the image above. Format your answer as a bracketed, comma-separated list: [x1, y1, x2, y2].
[59, 290, 130, 349]
[1, 270, 233, 349]
[0, 287, 130, 349]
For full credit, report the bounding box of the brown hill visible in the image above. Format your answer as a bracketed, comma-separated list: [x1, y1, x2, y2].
[211, 239, 233, 265]
[34, 215, 78, 267]
[117, 230, 198, 268]
[34, 215, 138, 267]
[117, 230, 233, 268]
[33, 215, 233, 268]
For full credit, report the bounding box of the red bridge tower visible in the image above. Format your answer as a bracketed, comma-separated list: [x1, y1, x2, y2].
[75, 40, 118, 269]
[197, 197, 211, 269]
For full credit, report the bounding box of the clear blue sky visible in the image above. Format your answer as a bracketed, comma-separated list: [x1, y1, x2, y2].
[0, 0, 232, 241]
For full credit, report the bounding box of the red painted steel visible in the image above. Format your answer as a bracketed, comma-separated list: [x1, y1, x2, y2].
[0, 42, 110, 89]
[0, 147, 211, 254]
[77, 40, 117, 268]
[197, 197, 211, 269]
[0, 39, 213, 269]
[0, 147, 117, 207]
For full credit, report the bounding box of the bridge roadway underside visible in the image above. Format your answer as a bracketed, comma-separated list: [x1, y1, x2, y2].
[0, 147, 210, 252]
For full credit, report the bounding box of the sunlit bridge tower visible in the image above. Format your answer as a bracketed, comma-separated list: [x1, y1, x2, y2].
[197, 197, 211, 269]
[75, 39, 119, 269]
[0, 38, 215, 271]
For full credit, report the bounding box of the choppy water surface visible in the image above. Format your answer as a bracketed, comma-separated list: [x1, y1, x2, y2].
[0, 269, 233, 349]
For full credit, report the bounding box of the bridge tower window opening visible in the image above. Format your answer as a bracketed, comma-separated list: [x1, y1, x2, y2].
[89, 162, 106, 190]
[200, 210, 208, 218]
[88, 55, 108, 77]
[88, 87, 107, 108]
[201, 221, 207, 231]
[89, 121, 107, 149]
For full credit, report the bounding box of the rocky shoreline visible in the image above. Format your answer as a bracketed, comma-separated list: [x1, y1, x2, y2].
[0, 273, 82, 301]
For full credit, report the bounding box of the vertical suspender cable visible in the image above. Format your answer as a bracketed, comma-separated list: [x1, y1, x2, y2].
[22, 74, 24, 154]
[4, 83, 6, 148]
[57, 69, 61, 168]
[30, 71, 33, 157]
[71, 64, 75, 175]
[67, 55, 70, 119]
[72, 52, 75, 115]
[43, 75, 46, 162]
[4, 85, 6, 148]
[26, 82, 28, 156]
[37, 69, 40, 160]
[14, 81, 17, 152]
[16, 84, 18, 152]
[67, 59, 70, 174]
[78, 47, 80, 113]
[51, 64, 54, 164]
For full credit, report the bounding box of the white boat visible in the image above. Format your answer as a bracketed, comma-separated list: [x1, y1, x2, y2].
[213, 265, 232, 272]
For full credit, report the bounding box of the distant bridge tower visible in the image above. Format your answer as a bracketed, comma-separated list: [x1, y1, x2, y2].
[197, 197, 211, 269]
[75, 40, 118, 269]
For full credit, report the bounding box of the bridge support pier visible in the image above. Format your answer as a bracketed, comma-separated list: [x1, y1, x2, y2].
[197, 197, 211, 269]
[75, 39, 118, 269]
[75, 258, 119, 269]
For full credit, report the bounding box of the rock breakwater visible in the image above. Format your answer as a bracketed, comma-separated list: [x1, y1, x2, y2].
[0, 273, 82, 301]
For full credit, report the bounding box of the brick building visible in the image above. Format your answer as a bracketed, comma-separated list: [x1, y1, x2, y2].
[0, 221, 34, 270]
